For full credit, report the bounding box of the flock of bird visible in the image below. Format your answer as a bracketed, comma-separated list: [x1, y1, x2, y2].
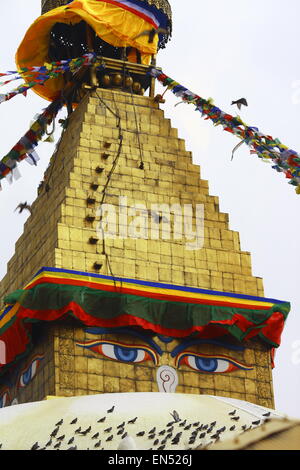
[0, 405, 272, 451]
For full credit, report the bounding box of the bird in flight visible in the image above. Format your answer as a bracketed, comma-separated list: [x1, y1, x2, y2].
[231, 98, 248, 110]
[134, 28, 168, 43]
[170, 410, 181, 423]
[15, 202, 32, 214]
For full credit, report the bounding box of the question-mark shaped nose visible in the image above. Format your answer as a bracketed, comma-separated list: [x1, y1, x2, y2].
[156, 365, 179, 393]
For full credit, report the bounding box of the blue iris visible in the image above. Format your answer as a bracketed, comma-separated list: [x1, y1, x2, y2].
[114, 346, 138, 362]
[195, 357, 218, 372]
[22, 367, 33, 386]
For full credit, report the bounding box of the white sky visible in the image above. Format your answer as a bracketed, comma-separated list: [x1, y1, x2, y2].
[0, 0, 299, 418]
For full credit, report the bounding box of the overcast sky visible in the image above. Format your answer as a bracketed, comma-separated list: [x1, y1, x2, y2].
[0, 0, 299, 418]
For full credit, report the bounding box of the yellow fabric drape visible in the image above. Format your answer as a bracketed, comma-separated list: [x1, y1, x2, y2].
[16, 0, 158, 101]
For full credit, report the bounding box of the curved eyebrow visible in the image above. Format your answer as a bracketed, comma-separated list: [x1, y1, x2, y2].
[171, 339, 245, 358]
[84, 327, 163, 355]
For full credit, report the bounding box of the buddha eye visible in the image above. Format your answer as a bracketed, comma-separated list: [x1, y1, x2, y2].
[0, 390, 10, 408]
[18, 355, 44, 388]
[176, 352, 253, 374]
[76, 340, 158, 365]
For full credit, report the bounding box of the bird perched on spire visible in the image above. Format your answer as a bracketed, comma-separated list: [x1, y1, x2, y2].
[15, 202, 32, 214]
[134, 27, 168, 43]
[231, 98, 248, 110]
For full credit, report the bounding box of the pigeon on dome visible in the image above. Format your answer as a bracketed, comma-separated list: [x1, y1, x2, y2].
[0, 392, 291, 450]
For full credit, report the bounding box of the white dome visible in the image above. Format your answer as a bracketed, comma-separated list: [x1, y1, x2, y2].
[0, 393, 285, 450]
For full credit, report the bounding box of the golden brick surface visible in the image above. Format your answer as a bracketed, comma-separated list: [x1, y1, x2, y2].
[0, 88, 274, 407]
[0, 88, 265, 299]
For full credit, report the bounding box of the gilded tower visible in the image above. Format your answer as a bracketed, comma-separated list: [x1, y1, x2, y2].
[0, 0, 290, 423]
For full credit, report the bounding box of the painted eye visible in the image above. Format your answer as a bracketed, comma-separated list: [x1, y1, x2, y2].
[176, 353, 253, 374]
[102, 344, 151, 363]
[0, 390, 10, 408]
[76, 340, 158, 365]
[18, 356, 44, 388]
[187, 356, 232, 373]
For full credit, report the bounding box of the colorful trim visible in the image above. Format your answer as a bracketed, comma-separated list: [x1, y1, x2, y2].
[25, 266, 286, 309]
[0, 54, 96, 187]
[149, 67, 300, 194]
[99, 0, 160, 28]
[0, 267, 290, 375]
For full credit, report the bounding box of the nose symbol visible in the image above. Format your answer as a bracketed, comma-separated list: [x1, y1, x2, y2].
[156, 365, 178, 393]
